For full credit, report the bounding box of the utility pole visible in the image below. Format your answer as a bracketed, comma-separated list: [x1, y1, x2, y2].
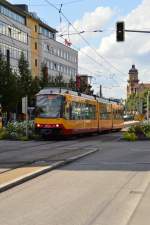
[100, 85, 102, 97]
[22, 96, 28, 137]
[147, 91, 150, 122]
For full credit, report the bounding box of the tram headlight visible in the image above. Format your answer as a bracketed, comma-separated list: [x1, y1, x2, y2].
[56, 124, 59, 128]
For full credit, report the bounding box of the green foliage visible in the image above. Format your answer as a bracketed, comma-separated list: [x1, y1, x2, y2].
[0, 53, 19, 112]
[0, 121, 38, 140]
[130, 125, 144, 137]
[18, 136, 29, 141]
[126, 124, 150, 140]
[145, 131, 150, 139]
[18, 52, 32, 97]
[123, 132, 137, 141]
[6, 121, 35, 140]
[40, 64, 67, 89]
[68, 77, 76, 91]
[126, 89, 150, 114]
[17, 52, 41, 108]
[40, 63, 49, 88]
[0, 128, 9, 140]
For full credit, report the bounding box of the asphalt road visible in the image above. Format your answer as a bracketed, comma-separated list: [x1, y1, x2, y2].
[0, 133, 120, 174]
[0, 133, 150, 225]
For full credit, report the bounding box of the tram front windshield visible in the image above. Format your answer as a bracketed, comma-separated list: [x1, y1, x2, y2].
[36, 95, 64, 118]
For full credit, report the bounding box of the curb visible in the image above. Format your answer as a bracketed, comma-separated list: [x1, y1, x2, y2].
[0, 148, 98, 193]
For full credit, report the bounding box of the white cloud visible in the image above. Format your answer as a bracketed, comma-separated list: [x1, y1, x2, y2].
[73, 6, 113, 31]
[78, 0, 150, 98]
[57, 6, 114, 44]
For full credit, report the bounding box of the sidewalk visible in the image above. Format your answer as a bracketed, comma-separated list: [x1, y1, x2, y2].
[0, 148, 98, 193]
[128, 182, 150, 225]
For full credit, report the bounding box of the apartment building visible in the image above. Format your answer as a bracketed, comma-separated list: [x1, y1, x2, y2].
[0, 0, 78, 81]
[0, 1, 31, 73]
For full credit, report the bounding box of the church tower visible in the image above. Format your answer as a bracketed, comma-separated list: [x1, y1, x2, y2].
[127, 64, 139, 97]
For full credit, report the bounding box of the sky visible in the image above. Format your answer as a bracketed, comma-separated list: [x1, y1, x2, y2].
[10, 0, 150, 99]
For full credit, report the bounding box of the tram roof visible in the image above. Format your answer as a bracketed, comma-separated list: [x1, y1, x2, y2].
[37, 88, 95, 100]
[36, 88, 121, 104]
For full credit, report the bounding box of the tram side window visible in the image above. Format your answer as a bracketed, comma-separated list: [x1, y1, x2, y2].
[82, 104, 89, 119]
[90, 105, 96, 120]
[115, 109, 120, 119]
[71, 102, 82, 120]
[82, 104, 96, 120]
[71, 102, 96, 120]
[100, 104, 109, 120]
[113, 109, 119, 119]
[117, 109, 123, 119]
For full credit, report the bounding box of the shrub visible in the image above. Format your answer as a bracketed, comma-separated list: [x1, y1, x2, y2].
[128, 126, 136, 133]
[0, 128, 9, 140]
[18, 136, 29, 141]
[142, 124, 150, 136]
[6, 121, 35, 140]
[123, 132, 137, 141]
[127, 124, 150, 140]
[145, 131, 150, 139]
[134, 125, 145, 138]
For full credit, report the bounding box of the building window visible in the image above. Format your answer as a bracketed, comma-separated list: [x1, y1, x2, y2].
[0, 21, 28, 43]
[35, 59, 37, 67]
[35, 25, 37, 32]
[0, 5, 25, 25]
[47, 45, 49, 51]
[0, 42, 27, 61]
[54, 63, 57, 70]
[35, 42, 37, 50]
[8, 27, 11, 36]
[39, 26, 55, 40]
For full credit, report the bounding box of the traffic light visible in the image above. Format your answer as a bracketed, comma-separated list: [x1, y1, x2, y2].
[116, 21, 125, 42]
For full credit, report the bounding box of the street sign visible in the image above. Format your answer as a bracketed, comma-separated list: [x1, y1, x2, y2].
[22, 97, 28, 114]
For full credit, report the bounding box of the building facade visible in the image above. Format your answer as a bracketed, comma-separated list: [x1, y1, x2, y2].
[0, 1, 31, 73]
[127, 64, 150, 97]
[39, 31, 78, 82]
[0, 0, 78, 81]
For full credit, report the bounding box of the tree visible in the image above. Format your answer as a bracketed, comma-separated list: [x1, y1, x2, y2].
[126, 89, 150, 115]
[54, 72, 66, 88]
[18, 52, 32, 98]
[30, 76, 41, 106]
[40, 63, 49, 88]
[40, 63, 67, 88]
[0, 53, 19, 114]
[126, 93, 138, 113]
[68, 76, 76, 91]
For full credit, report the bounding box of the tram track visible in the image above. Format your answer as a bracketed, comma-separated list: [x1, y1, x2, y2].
[0, 138, 82, 156]
[0, 140, 59, 155]
[0, 132, 121, 176]
[0, 142, 99, 175]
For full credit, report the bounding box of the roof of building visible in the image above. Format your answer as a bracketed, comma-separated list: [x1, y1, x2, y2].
[1, 0, 57, 33]
[139, 83, 150, 89]
[129, 64, 138, 74]
[1, 0, 26, 17]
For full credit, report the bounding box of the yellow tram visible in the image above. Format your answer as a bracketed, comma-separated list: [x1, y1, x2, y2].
[34, 88, 124, 137]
